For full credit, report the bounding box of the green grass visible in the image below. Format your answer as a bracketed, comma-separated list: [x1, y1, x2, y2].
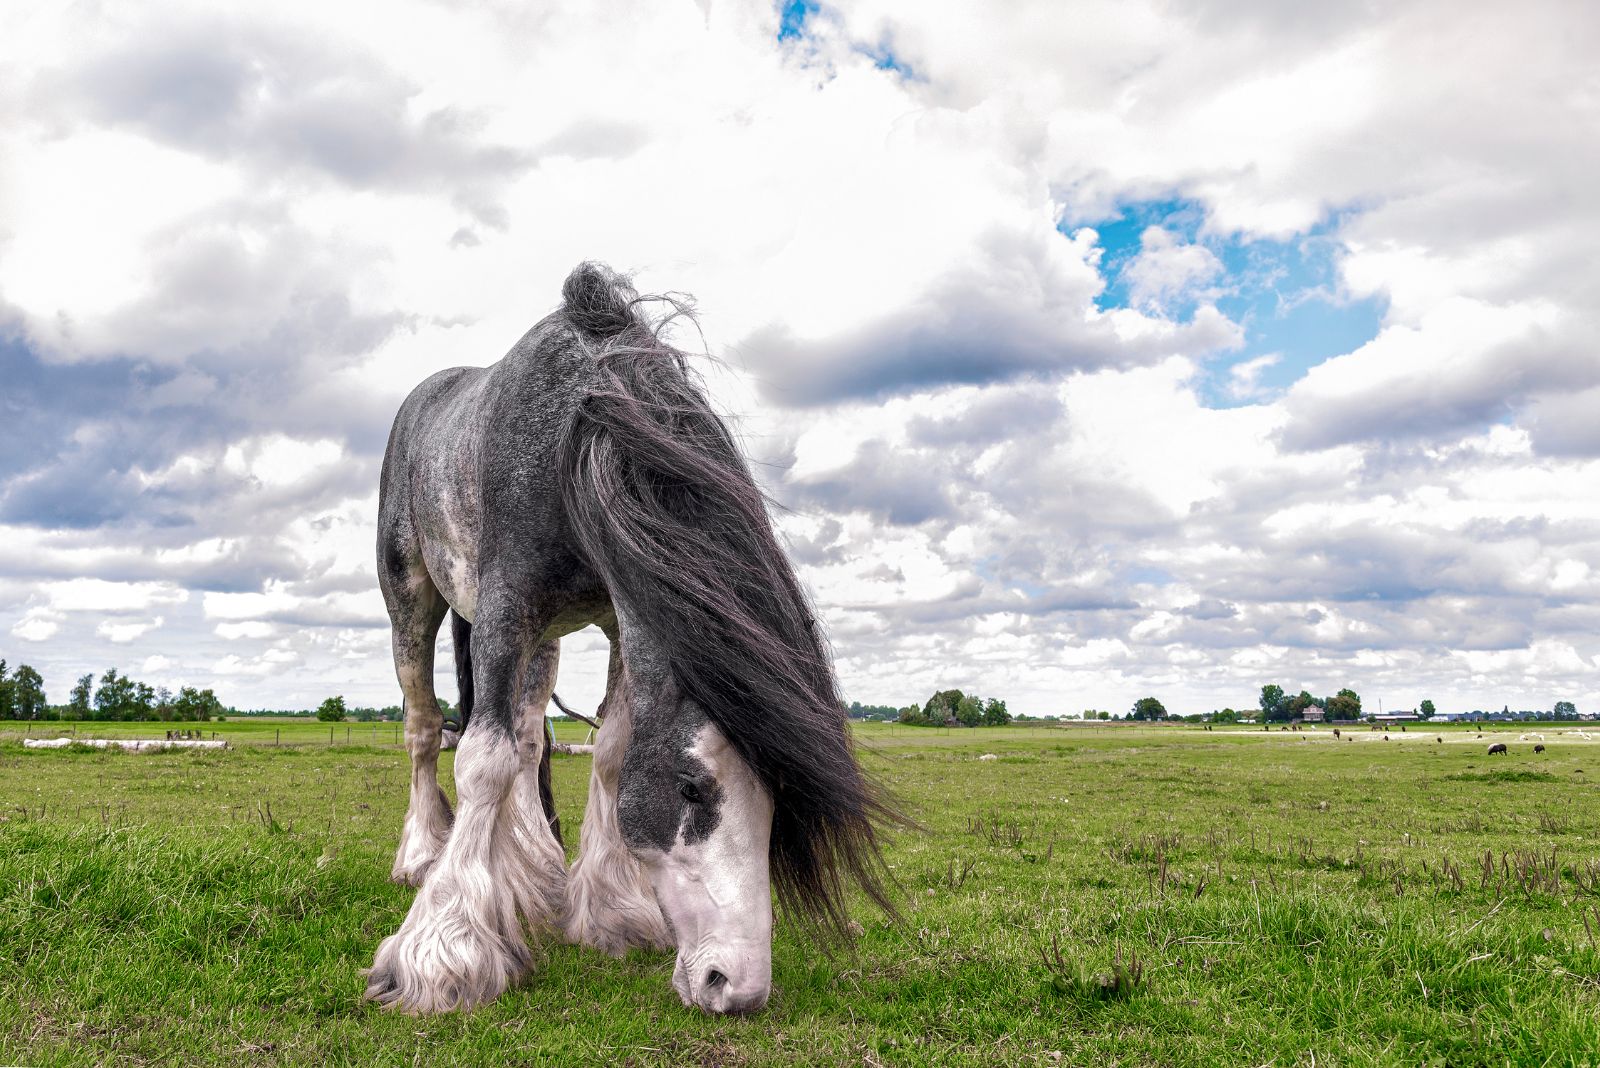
[3, 722, 1600, 1065]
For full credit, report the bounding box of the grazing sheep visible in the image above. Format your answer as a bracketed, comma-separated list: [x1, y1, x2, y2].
[1383, 735, 1390, 741]
[977, 753, 998, 762]
[1437, 737, 1444, 744]
[1488, 742, 1508, 755]
[1534, 744, 1546, 754]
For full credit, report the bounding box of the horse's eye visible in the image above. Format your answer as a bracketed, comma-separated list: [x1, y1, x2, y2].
[677, 779, 703, 804]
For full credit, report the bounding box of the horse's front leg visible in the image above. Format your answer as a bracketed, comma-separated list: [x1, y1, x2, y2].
[366, 597, 568, 1014]
[563, 635, 670, 954]
[507, 638, 571, 928]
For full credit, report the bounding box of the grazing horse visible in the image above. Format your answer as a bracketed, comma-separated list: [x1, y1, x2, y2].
[366, 264, 892, 1015]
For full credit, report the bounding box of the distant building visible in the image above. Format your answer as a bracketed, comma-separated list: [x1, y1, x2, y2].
[1299, 704, 1325, 723]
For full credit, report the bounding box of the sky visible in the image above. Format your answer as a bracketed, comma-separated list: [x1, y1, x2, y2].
[2, 0, 1598, 718]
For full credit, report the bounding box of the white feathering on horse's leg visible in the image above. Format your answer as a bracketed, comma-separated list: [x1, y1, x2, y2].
[367, 729, 533, 1013]
[392, 779, 452, 887]
[564, 656, 669, 955]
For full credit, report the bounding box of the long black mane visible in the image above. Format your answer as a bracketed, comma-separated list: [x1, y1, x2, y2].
[556, 263, 895, 933]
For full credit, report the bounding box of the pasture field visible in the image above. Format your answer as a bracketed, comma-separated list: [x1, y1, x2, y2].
[3, 721, 1600, 1066]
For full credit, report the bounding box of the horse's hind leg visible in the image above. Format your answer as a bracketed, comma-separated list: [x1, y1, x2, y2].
[563, 632, 670, 954]
[366, 592, 568, 1014]
[387, 572, 452, 887]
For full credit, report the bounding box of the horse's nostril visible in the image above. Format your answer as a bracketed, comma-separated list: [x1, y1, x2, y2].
[705, 969, 728, 990]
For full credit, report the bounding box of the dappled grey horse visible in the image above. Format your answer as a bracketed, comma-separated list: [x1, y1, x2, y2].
[366, 264, 891, 1015]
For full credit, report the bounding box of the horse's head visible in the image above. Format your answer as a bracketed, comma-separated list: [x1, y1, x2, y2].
[617, 694, 774, 1015]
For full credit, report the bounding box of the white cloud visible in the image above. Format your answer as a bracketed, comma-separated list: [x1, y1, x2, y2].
[1123, 226, 1223, 313]
[215, 621, 275, 640]
[42, 579, 189, 614]
[96, 616, 163, 643]
[11, 609, 62, 643]
[1226, 353, 1280, 401]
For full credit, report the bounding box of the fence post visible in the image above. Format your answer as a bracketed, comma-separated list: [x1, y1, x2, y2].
[275, 728, 280, 747]
[346, 725, 351, 744]
[329, 726, 334, 746]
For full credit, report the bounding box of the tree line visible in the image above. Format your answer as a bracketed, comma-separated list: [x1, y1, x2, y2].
[893, 689, 1012, 727]
[0, 661, 223, 722]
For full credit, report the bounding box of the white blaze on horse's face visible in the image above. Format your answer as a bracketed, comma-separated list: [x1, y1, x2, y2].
[627, 720, 774, 1015]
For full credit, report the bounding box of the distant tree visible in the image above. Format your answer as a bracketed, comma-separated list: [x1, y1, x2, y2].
[0, 659, 11, 719]
[316, 695, 348, 722]
[847, 700, 901, 721]
[1260, 684, 1284, 720]
[897, 702, 925, 725]
[1213, 707, 1240, 724]
[10, 665, 45, 719]
[67, 674, 93, 720]
[1418, 699, 1436, 720]
[131, 681, 156, 721]
[170, 687, 223, 721]
[922, 689, 967, 726]
[1555, 700, 1577, 718]
[1097, 710, 1111, 721]
[1131, 696, 1167, 721]
[93, 668, 141, 720]
[981, 697, 1012, 726]
[1324, 688, 1362, 721]
[955, 693, 983, 727]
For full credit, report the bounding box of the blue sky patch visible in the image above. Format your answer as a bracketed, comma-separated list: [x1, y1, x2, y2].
[1081, 198, 1386, 407]
[777, 0, 917, 79]
[777, 0, 818, 41]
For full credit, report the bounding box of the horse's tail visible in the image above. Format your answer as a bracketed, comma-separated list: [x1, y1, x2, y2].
[450, 609, 473, 734]
[554, 262, 898, 937]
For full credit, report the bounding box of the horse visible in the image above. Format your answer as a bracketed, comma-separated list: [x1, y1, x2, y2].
[365, 263, 893, 1016]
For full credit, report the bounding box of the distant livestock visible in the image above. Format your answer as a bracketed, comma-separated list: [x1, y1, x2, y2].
[1534, 744, 1546, 753]
[1488, 742, 1508, 755]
